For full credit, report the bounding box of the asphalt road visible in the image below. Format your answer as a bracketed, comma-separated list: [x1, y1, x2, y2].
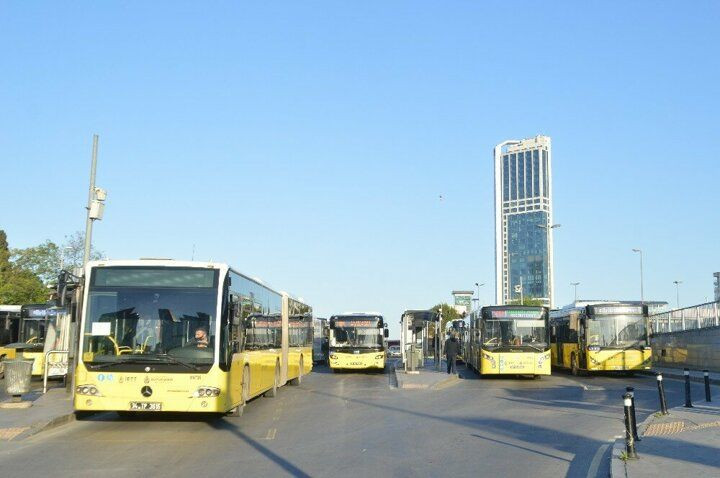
[0, 365, 716, 478]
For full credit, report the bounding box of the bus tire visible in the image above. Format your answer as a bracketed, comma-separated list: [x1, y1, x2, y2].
[265, 362, 280, 398]
[571, 353, 579, 376]
[230, 365, 250, 417]
[290, 357, 303, 386]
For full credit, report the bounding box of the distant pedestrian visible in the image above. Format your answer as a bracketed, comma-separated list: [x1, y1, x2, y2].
[445, 333, 459, 374]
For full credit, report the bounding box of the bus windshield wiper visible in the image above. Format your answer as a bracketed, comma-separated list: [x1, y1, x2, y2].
[88, 355, 200, 371]
[521, 343, 546, 352]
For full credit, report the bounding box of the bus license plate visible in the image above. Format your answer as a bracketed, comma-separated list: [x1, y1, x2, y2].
[129, 402, 162, 411]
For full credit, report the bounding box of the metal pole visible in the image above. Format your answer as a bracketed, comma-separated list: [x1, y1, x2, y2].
[684, 368, 693, 407]
[639, 251, 644, 304]
[674, 281, 681, 309]
[43, 350, 70, 394]
[626, 386, 640, 441]
[656, 373, 668, 414]
[623, 392, 638, 459]
[704, 370, 712, 402]
[83, 134, 99, 267]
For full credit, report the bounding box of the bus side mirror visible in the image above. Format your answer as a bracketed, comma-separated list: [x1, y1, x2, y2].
[384, 329, 389, 338]
[329, 319, 335, 329]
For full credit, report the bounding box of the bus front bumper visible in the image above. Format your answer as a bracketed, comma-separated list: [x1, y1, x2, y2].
[329, 351, 385, 369]
[586, 349, 652, 371]
[481, 350, 551, 375]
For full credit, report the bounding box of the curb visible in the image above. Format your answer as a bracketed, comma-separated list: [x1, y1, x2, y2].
[13, 411, 76, 441]
[610, 436, 628, 478]
[638, 369, 720, 385]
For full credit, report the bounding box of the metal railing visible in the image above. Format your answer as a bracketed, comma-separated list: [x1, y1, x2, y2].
[650, 301, 720, 335]
[43, 350, 69, 394]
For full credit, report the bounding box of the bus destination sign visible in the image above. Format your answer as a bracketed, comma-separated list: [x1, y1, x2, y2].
[591, 305, 644, 316]
[489, 309, 544, 320]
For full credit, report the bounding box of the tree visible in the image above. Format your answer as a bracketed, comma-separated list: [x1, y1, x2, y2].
[430, 303, 461, 337]
[10, 231, 103, 284]
[0, 229, 48, 304]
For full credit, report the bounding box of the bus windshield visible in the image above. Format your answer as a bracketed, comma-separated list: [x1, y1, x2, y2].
[82, 267, 218, 368]
[331, 327, 382, 348]
[22, 319, 47, 344]
[483, 319, 547, 348]
[587, 314, 646, 348]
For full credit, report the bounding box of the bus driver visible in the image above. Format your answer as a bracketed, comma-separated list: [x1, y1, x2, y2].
[193, 326, 209, 348]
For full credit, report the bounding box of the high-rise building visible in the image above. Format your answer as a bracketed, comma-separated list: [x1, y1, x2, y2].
[714, 272, 719, 302]
[494, 135, 554, 307]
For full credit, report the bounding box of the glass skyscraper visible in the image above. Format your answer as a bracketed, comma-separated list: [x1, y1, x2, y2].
[494, 135, 554, 307]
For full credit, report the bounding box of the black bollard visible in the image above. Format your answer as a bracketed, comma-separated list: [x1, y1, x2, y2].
[623, 392, 638, 459]
[704, 370, 712, 402]
[626, 386, 640, 441]
[656, 373, 668, 415]
[684, 368, 693, 408]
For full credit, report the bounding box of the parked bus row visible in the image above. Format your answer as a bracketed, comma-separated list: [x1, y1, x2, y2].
[462, 302, 651, 378]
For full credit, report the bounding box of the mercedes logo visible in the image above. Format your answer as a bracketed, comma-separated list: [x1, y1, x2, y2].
[141, 386, 153, 397]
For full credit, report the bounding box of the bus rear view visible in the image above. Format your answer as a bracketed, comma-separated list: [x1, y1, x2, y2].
[328, 313, 388, 371]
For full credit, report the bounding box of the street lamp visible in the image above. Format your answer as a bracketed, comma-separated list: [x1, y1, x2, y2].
[632, 249, 644, 304]
[474, 282, 484, 307]
[571, 282, 580, 303]
[83, 134, 107, 268]
[673, 280, 682, 309]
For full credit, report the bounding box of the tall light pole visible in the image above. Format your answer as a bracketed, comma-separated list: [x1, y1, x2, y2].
[632, 249, 644, 304]
[537, 223, 561, 308]
[475, 282, 484, 309]
[673, 280, 682, 309]
[571, 282, 580, 303]
[82, 134, 107, 268]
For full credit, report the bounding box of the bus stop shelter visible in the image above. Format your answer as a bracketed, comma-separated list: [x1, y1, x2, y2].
[400, 309, 437, 372]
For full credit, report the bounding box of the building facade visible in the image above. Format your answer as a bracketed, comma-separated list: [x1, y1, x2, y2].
[494, 135, 554, 307]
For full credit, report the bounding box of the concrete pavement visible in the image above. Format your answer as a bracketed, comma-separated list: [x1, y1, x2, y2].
[0, 366, 717, 477]
[640, 366, 720, 385]
[0, 378, 74, 441]
[612, 404, 720, 478]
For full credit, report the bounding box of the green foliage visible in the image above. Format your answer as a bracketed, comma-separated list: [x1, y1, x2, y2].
[0, 268, 47, 304]
[10, 231, 103, 284]
[506, 297, 546, 307]
[430, 303, 461, 336]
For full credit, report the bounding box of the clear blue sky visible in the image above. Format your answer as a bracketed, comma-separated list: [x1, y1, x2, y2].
[2, 2, 718, 338]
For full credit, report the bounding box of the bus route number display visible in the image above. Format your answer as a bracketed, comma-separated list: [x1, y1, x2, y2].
[335, 320, 376, 327]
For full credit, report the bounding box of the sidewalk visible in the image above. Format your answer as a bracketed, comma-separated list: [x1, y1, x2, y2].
[0, 378, 75, 441]
[611, 404, 720, 478]
[393, 358, 460, 390]
[640, 366, 720, 385]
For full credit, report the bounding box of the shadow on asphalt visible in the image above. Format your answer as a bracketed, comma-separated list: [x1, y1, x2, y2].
[208, 418, 311, 477]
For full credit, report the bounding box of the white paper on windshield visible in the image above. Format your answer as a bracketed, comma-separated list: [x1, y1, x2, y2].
[91, 322, 111, 336]
[515, 320, 544, 328]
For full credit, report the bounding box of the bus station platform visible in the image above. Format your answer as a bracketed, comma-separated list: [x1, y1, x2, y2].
[611, 404, 720, 478]
[393, 358, 460, 390]
[0, 378, 74, 442]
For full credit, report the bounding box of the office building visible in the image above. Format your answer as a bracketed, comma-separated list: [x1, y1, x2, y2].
[494, 135, 554, 307]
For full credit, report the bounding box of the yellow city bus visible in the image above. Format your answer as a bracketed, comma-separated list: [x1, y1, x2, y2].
[74, 260, 311, 416]
[328, 313, 388, 371]
[465, 306, 551, 378]
[549, 303, 651, 375]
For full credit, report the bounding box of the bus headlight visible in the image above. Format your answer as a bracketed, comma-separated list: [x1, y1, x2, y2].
[330, 354, 337, 360]
[194, 387, 220, 398]
[481, 353, 496, 368]
[587, 346, 601, 352]
[76, 385, 101, 396]
[375, 355, 384, 359]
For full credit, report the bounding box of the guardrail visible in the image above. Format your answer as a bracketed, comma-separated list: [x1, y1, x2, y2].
[43, 350, 69, 394]
[650, 301, 719, 335]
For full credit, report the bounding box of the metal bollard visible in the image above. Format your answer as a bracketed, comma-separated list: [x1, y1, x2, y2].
[626, 386, 640, 441]
[704, 370, 711, 402]
[623, 392, 638, 459]
[684, 368, 693, 408]
[656, 373, 668, 415]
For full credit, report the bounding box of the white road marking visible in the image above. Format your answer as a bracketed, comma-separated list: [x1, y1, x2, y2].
[265, 428, 277, 440]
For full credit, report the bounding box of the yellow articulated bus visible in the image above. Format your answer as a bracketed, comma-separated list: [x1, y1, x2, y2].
[465, 306, 551, 378]
[74, 260, 312, 416]
[328, 313, 388, 371]
[549, 303, 651, 375]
